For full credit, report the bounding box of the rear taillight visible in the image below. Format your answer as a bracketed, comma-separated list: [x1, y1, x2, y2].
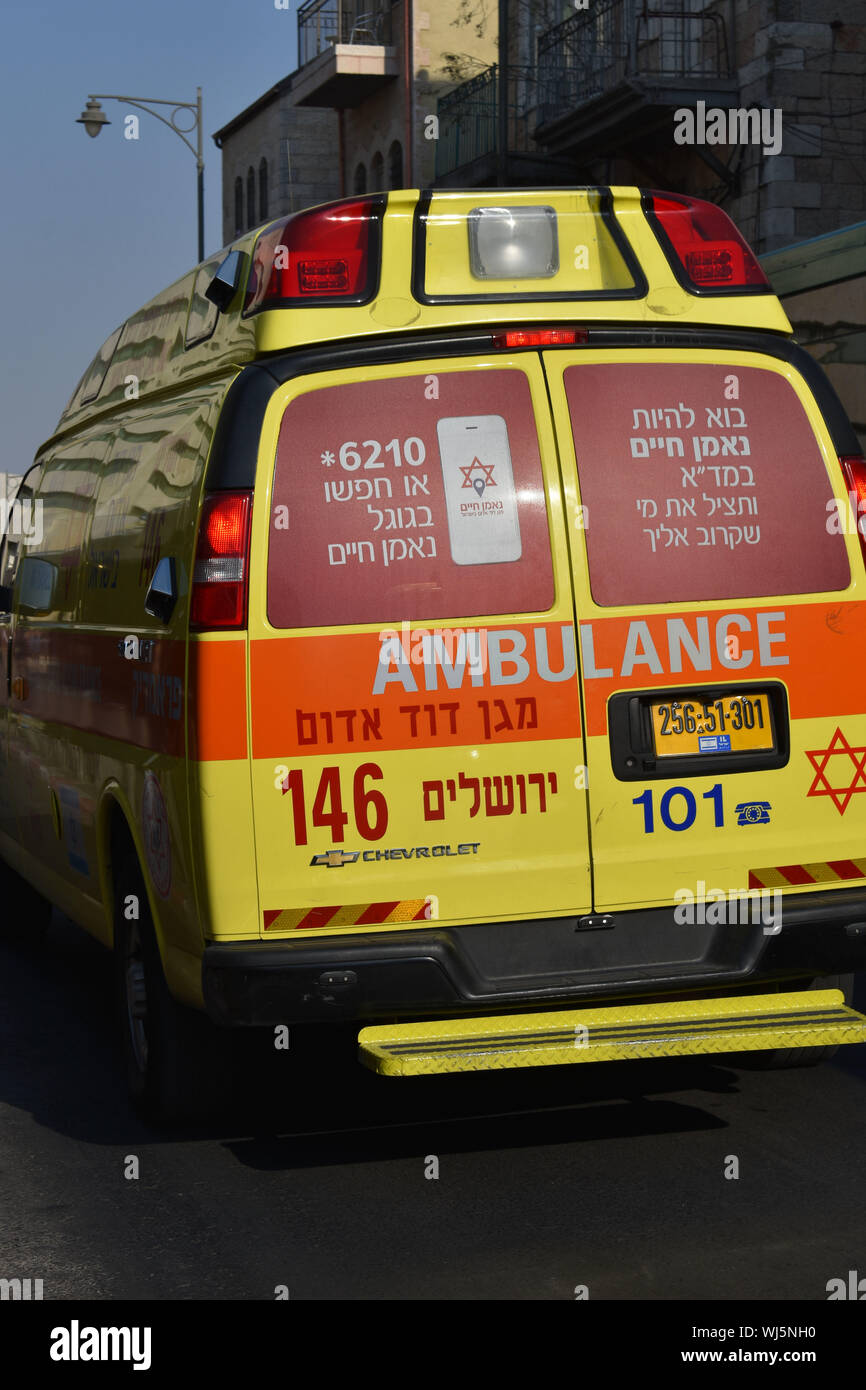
[492, 328, 586, 349]
[244, 196, 383, 313]
[645, 192, 770, 292]
[190, 491, 253, 630]
[839, 455, 866, 565]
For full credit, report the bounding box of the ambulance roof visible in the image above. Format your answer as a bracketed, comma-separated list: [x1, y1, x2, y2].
[52, 186, 791, 442]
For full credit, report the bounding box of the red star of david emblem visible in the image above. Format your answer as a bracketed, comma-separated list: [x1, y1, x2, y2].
[459, 456, 497, 490]
[805, 727, 866, 814]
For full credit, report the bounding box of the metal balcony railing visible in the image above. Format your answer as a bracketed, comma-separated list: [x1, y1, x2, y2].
[297, 0, 392, 67]
[536, 0, 733, 122]
[435, 65, 545, 181]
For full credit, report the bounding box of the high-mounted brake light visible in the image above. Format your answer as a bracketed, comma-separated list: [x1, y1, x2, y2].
[646, 193, 770, 292]
[839, 455, 866, 568]
[244, 196, 383, 313]
[492, 328, 585, 349]
[190, 491, 253, 630]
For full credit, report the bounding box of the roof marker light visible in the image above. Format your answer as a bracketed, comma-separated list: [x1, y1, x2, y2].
[645, 193, 770, 293]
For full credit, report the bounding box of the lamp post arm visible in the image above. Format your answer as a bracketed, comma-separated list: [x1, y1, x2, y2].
[86, 92, 202, 164]
[85, 89, 205, 261]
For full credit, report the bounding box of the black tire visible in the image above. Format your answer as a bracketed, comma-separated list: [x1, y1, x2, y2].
[0, 856, 52, 945]
[113, 849, 239, 1125]
[745, 973, 854, 1070]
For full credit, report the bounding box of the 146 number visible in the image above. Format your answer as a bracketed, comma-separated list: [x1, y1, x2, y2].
[282, 763, 388, 844]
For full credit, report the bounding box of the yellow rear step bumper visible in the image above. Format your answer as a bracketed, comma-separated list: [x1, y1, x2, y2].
[358, 990, 866, 1076]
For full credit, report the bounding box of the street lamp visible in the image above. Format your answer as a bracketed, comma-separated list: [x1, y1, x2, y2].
[77, 98, 111, 138]
[77, 88, 205, 263]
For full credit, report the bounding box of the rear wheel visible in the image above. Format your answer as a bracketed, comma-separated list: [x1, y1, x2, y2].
[746, 973, 854, 1070]
[113, 849, 239, 1125]
[0, 857, 52, 945]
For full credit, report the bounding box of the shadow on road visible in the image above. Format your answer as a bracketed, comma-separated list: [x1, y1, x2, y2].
[2, 911, 863, 1167]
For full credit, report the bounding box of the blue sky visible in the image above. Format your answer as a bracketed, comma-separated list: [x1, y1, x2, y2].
[0, 0, 303, 473]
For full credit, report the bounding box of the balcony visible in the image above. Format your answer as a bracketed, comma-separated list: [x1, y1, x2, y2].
[435, 65, 572, 187]
[534, 0, 738, 161]
[293, 0, 398, 108]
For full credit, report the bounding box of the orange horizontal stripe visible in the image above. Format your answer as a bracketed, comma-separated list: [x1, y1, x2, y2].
[582, 601, 866, 738]
[11, 628, 185, 756]
[250, 623, 582, 758]
[249, 602, 866, 754]
[190, 639, 247, 761]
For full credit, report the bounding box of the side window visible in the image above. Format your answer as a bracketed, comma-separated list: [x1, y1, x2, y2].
[267, 367, 555, 628]
[18, 446, 104, 620]
[84, 387, 221, 630]
[185, 258, 221, 347]
[0, 465, 43, 603]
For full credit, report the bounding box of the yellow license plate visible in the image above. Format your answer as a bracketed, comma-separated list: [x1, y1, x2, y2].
[651, 694, 774, 757]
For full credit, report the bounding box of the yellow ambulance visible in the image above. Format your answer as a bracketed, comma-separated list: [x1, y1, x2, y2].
[2, 187, 866, 1121]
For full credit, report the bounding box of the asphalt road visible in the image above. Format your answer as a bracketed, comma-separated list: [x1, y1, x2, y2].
[2, 912, 865, 1302]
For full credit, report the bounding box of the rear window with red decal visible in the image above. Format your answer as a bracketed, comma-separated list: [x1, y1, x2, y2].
[267, 368, 554, 627]
[563, 362, 850, 606]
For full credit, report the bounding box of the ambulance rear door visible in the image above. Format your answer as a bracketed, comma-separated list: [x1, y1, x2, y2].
[246, 353, 591, 938]
[544, 345, 866, 914]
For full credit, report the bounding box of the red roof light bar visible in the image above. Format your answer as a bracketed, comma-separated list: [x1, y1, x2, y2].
[644, 192, 770, 294]
[244, 195, 385, 314]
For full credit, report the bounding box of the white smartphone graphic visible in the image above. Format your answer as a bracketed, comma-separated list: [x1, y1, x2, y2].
[436, 414, 523, 565]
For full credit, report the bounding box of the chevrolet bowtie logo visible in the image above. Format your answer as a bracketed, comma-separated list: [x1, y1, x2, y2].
[310, 850, 360, 867]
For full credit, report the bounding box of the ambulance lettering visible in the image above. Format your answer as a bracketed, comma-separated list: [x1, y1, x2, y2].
[373, 626, 576, 693]
[372, 612, 787, 693]
[580, 611, 788, 679]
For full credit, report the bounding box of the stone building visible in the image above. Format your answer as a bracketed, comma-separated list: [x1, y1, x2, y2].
[212, 75, 340, 246]
[435, 0, 866, 256]
[212, 1, 496, 246]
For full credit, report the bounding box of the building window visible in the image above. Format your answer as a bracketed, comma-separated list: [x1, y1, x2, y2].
[234, 177, 243, 236]
[388, 140, 402, 189]
[259, 158, 269, 221]
[354, 161, 367, 194]
[247, 167, 255, 228]
[370, 150, 384, 191]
